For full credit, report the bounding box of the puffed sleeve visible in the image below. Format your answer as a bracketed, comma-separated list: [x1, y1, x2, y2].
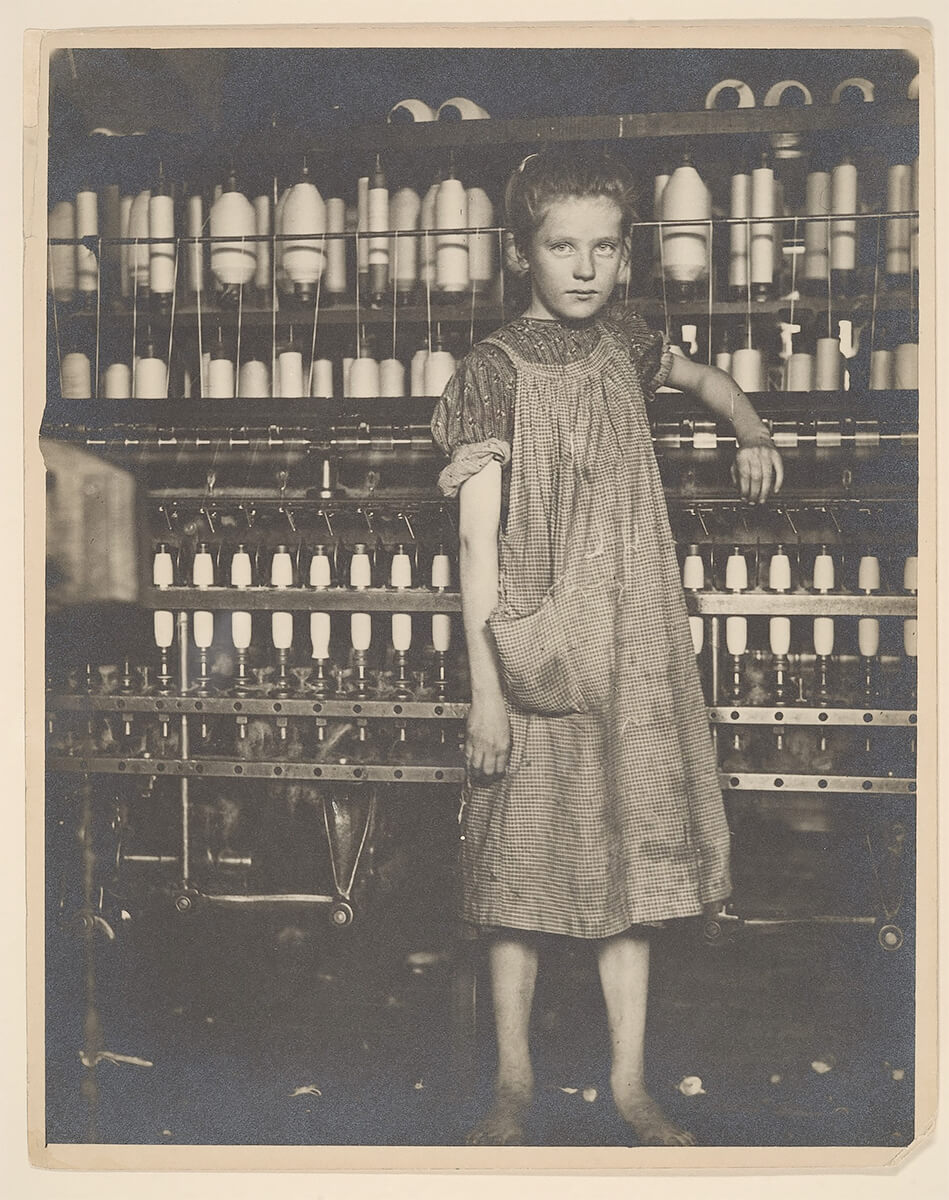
[606, 303, 675, 401]
[430, 342, 516, 498]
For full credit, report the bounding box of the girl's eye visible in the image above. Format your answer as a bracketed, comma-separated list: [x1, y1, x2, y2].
[549, 242, 572, 254]
[595, 242, 618, 256]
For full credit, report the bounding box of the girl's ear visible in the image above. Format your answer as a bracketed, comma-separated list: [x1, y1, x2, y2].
[503, 231, 531, 277]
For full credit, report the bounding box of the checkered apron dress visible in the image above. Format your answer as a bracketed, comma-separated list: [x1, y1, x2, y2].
[459, 323, 731, 938]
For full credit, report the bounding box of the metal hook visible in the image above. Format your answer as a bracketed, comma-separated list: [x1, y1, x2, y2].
[319, 508, 335, 538]
[281, 504, 298, 534]
[239, 503, 256, 530]
[780, 507, 799, 537]
[158, 504, 174, 533]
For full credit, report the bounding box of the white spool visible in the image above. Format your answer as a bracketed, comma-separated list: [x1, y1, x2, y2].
[682, 551, 705, 591]
[715, 351, 732, 374]
[231, 549, 252, 588]
[431, 552, 451, 590]
[726, 616, 748, 656]
[730, 348, 766, 393]
[311, 358, 334, 398]
[194, 611, 215, 650]
[368, 176, 389, 280]
[885, 164, 913, 276]
[208, 356, 236, 399]
[103, 362, 132, 399]
[436, 97, 490, 120]
[278, 350, 305, 398]
[348, 356, 381, 398]
[903, 618, 917, 658]
[309, 551, 332, 589]
[48, 200, 77, 301]
[803, 171, 831, 282]
[785, 352, 815, 392]
[725, 550, 748, 592]
[356, 175, 370, 277]
[651, 170, 669, 280]
[341, 357, 354, 398]
[858, 555, 881, 593]
[769, 616, 791, 656]
[432, 613, 452, 653]
[153, 611, 174, 649]
[187, 193, 204, 294]
[209, 187, 256, 286]
[325, 197, 347, 297]
[379, 358, 406, 397]
[769, 551, 791, 592]
[134, 355, 168, 400]
[688, 615, 705, 655]
[660, 159, 711, 287]
[350, 612, 372, 652]
[911, 156, 919, 275]
[435, 176, 469, 292]
[728, 170, 751, 291]
[410, 349, 429, 396]
[75, 188, 99, 296]
[390, 550, 413, 589]
[858, 618, 880, 658]
[812, 552, 835, 592]
[350, 550, 372, 589]
[424, 349, 457, 396]
[903, 555, 918, 593]
[813, 616, 835, 657]
[310, 612, 331, 660]
[831, 78, 874, 104]
[282, 179, 327, 287]
[193, 548, 214, 588]
[272, 612, 293, 651]
[231, 611, 252, 651]
[387, 99, 436, 123]
[271, 550, 294, 588]
[420, 181, 439, 285]
[118, 195, 133, 299]
[893, 343, 918, 388]
[815, 338, 843, 391]
[750, 160, 775, 289]
[869, 349, 894, 390]
[704, 79, 755, 109]
[390, 187, 421, 294]
[60, 352, 92, 399]
[466, 187, 495, 292]
[763, 80, 813, 107]
[392, 613, 413, 652]
[830, 160, 858, 272]
[127, 189, 151, 291]
[149, 192, 176, 299]
[253, 194, 272, 291]
[238, 359, 270, 398]
[152, 548, 174, 588]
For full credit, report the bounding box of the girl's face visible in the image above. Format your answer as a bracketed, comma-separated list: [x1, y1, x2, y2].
[521, 195, 626, 322]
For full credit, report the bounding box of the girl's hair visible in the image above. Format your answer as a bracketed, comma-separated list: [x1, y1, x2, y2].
[503, 146, 639, 257]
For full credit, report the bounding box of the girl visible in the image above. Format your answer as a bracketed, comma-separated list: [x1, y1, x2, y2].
[431, 148, 783, 1147]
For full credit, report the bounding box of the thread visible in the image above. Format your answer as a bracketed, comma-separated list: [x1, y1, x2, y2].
[187, 193, 205, 295]
[75, 188, 99, 298]
[390, 187, 421, 298]
[348, 355, 381, 398]
[48, 200, 77, 301]
[103, 362, 132, 399]
[379, 358, 406, 396]
[815, 337, 843, 390]
[282, 168, 327, 298]
[238, 358, 270, 397]
[893, 342, 918, 388]
[750, 156, 775, 296]
[885, 164, 913, 277]
[435, 174, 469, 293]
[785, 352, 815, 391]
[210, 184, 256, 286]
[149, 190, 176, 301]
[60, 352, 92, 399]
[728, 169, 750, 294]
[134, 353, 168, 400]
[466, 186, 495, 294]
[253, 194, 272, 291]
[278, 348, 305, 397]
[325, 197, 347, 297]
[208, 353, 236, 399]
[311, 358, 334, 398]
[830, 158, 858, 272]
[730, 348, 765, 393]
[869, 349, 894, 390]
[127, 189, 151, 292]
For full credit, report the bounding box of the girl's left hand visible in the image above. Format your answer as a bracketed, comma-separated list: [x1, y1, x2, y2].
[731, 440, 784, 505]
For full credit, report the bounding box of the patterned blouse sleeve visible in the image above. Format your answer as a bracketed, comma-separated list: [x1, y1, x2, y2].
[607, 303, 675, 401]
[430, 342, 516, 498]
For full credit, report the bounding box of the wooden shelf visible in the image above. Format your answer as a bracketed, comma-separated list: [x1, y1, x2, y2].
[261, 101, 919, 157]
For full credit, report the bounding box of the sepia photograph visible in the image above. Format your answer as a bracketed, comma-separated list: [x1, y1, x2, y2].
[25, 19, 936, 1172]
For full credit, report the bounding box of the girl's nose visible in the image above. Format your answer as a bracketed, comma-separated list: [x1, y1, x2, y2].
[574, 250, 596, 279]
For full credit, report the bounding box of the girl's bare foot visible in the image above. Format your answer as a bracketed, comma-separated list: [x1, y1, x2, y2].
[465, 1082, 533, 1146]
[611, 1076, 696, 1146]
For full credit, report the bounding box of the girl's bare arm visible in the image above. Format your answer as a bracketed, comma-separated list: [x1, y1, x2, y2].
[458, 460, 511, 778]
[665, 355, 784, 505]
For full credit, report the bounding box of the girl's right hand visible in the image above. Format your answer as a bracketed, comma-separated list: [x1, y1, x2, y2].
[465, 697, 511, 780]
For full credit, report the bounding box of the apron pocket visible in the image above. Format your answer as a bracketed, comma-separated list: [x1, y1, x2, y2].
[489, 581, 616, 717]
